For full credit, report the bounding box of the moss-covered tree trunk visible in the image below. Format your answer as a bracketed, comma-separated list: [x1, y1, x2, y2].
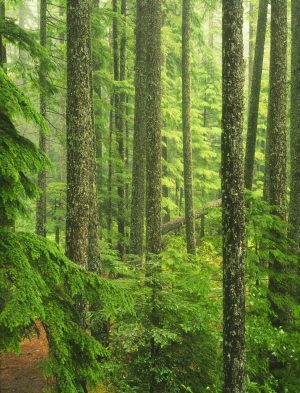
[222, 1, 246, 392]
[145, 1, 162, 392]
[36, 0, 47, 237]
[248, 0, 255, 94]
[266, 0, 287, 219]
[0, 2, 6, 68]
[289, 0, 300, 248]
[265, 1, 288, 389]
[130, 0, 147, 256]
[107, 98, 114, 245]
[66, 0, 93, 270]
[244, 0, 268, 190]
[88, 21, 101, 274]
[146, 0, 162, 258]
[117, 0, 126, 256]
[182, 0, 196, 255]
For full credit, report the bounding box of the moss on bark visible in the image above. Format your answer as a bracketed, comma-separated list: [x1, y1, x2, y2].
[222, 1, 246, 392]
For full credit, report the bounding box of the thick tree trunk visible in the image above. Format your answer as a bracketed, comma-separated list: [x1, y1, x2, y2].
[266, 0, 287, 219]
[265, 1, 288, 389]
[222, 2, 246, 393]
[66, 0, 93, 269]
[244, 0, 268, 190]
[36, 0, 47, 237]
[182, 0, 196, 255]
[130, 0, 147, 256]
[289, 0, 300, 249]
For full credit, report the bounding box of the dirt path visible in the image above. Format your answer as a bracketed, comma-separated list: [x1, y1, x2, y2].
[0, 321, 51, 393]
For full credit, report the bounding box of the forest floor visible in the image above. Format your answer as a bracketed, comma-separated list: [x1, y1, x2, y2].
[0, 321, 51, 393]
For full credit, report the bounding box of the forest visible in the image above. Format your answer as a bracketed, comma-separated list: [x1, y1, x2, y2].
[0, 0, 299, 392]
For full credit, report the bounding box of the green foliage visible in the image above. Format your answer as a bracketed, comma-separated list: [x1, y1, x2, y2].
[100, 237, 222, 393]
[245, 192, 300, 392]
[0, 112, 48, 223]
[0, 229, 130, 392]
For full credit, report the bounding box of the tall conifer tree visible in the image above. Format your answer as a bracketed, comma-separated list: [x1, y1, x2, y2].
[182, 0, 196, 254]
[66, 0, 93, 269]
[36, 0, 47, 237]
[222, 1, 246, 392]
[289, 0, 300, 248]
[244, 0, 268, 190]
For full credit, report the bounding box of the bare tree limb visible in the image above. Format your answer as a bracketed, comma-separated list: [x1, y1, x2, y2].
[161, 198, 222, 235]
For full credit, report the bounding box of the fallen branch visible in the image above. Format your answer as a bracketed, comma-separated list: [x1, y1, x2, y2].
[161, 198, 222, 235]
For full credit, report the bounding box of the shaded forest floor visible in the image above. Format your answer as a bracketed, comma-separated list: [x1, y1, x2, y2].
[0, 321, 51, 393]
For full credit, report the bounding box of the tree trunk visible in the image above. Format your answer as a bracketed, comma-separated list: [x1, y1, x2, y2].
[107, 99, 114, 245]
[66, 0, 93, 270]
[289, 0, 300, 249]
[146, 0, 162, 258]
[36, 0, 47, 237]
[248, 0, 255, 95]
[145, 1, 162, 392]
[130, 0, 147, 256]
[0, 2, 6, 69]
[182, 0, 196, 255]
[266, 0, 287, 219]
[222, 1, 246, 392]
[244, 0, 268, 190]
[117, 0, 126, 256]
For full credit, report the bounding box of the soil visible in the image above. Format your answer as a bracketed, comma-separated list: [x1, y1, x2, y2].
[0, 321, 52, 393]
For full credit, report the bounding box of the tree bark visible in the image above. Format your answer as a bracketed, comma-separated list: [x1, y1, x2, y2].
[248, 0, 255, 95]
[145, 2, 162, 392]
[146, 0, 162, 257]
[289, 0, 300, 249]
[182, 0, 196, 254]
[66, 0, 93, 269]
[266, 0, 287, 219]
[265, 1, 288, 389]
[0, 1, 6, 68]
[36, 0, 47, 237]
[244, 0, 268, 190]
[130, 0, 147, 256]
[117, 0, 126, 256]
[222, 1, 246, 392]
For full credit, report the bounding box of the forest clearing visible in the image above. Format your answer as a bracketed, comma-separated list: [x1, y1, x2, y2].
[0, 0, 299, 392]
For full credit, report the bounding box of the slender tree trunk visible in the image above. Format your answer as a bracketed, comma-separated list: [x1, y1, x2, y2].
[222, 1, 246, 392]
[117, 0, 126, 256]
[289, 0, 300, 249]
[244, 0, 268, 190]
[145, 1, 162, 392]
[66, 0, 93, 270]
[248, 0, 255, 95]
[146, 0, 162, 258]
[36, 0, 47, 237]
[0, 2, 6, 69]
[130, 0, 147, 256]
[107, 99, 114, 244]
[182, 0, 196, 255]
